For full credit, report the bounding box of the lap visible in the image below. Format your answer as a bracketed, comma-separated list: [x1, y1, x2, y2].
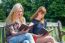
[8, 33, 33, 42]
[36, 35, 56, 43]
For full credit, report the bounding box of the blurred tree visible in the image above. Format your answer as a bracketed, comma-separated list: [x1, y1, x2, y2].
[0, 0, 65, 25]
[46, 0, 65, 25]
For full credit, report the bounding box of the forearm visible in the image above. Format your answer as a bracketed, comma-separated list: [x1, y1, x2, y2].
[31, 33, 42, 38]
[11, 30, 28, 36]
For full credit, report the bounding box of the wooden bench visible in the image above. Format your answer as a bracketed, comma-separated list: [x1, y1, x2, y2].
[0, 22, 6, 43]
[47, 21, 63, 43]
[0, 21, 65, 43]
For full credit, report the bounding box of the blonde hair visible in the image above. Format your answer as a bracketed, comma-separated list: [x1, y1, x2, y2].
[31, 6, 46, 23]
[6, 3, 25, 25]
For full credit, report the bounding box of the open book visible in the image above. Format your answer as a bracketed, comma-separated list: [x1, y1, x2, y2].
[38, 27, 53, 36]
[19, 22, 34, 31]
[38, 27, 48, 36]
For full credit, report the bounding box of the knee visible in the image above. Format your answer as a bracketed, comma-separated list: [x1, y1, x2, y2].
[23, 40, 29, 43]
[8, 37, 17, 43]
[8, 38, 14, 43]
[25, 33, 32, 37]
[44, 36, 56, 43]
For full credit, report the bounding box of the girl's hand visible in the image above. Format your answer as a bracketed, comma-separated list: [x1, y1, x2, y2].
[36, 34, 43, 38]
[33, 34, 43, 38]
[20, 28, 28, 33]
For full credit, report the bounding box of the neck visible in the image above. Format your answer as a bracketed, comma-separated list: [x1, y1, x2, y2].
[35, 17, 41, 21]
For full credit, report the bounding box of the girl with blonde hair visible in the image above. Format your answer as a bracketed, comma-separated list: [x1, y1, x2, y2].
[30, 6, 56, 43]
[6, 3, 35, 43]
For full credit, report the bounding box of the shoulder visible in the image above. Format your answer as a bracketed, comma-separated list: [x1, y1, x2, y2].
[22, 17, 26, 24]
[32, 19, 38, 25]
[41, 19, 47, 25]
[22, 17, 26, 21]
[23, 17, 25, 20]
[44, 19, 47, 23]
[43, 19, 47, 26]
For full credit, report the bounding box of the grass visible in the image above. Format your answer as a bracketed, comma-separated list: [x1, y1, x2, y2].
[62, 27, 65, 42]
[0, 29, 2, 43]
[63, 27, 65, 30]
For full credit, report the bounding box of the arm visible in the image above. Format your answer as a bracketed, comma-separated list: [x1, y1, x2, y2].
[31, 33, 43, 38]
[9, 25, 27, 36]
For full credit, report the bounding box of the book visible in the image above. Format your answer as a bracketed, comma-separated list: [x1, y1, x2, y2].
[19, 22, 34, 31]
[38, 27, 53, 36]
[38, 27, 49, 36]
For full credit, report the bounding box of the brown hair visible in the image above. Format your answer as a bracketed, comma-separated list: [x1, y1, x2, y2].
[31, 6, 46, 23]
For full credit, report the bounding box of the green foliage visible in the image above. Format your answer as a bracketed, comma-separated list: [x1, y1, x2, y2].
[0, 4, 6, 21]
[0, 0, 65, 25]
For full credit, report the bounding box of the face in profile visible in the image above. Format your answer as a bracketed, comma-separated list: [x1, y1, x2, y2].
[37, 10, 45, 20]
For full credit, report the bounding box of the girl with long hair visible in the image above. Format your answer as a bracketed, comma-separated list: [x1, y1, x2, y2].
[30, 6, 56, 43]
[6, 3, 35, 43]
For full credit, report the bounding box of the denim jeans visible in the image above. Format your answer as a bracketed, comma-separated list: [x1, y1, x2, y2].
[7, 33, 35, 43]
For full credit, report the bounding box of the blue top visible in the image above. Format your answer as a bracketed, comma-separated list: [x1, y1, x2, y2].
[30, 19, 47, 35]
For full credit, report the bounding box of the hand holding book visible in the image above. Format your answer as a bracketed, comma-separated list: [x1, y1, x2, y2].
[38, 27, 49, 36]
[19, 22, 34, 31]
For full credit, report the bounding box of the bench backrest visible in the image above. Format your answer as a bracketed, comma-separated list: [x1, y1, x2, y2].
[47, 21, 62, 42]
